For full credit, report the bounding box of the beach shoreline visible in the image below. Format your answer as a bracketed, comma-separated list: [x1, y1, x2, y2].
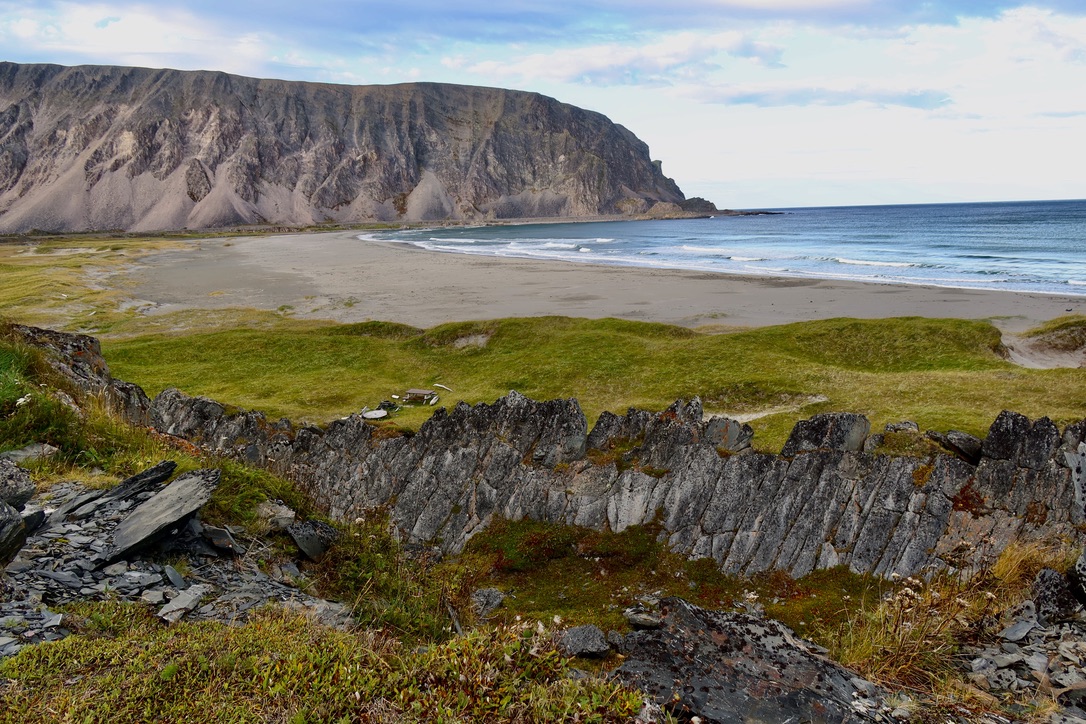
[125, 229, 1084, 334]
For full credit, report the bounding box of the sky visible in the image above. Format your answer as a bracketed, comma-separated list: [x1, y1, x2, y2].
[1, 1, 1084, 208]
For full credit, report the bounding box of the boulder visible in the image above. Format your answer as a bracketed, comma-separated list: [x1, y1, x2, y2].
[255, 499, 296, 531]
[1033, 568, 1080, 625]
[617, 598, 889, 723]
[0, 443, 59, 465]
[925, 429, 983, 464]
[0, 500, 27, 566]
[982, 411, 1061, 469]
[0, 458, 35, 511]
[704, 416, 753, 453]
[287, 520, 340, 561]
[107, 469, 220, 562]
[558, 624, 611, 658]
[781, 413, 870, 457]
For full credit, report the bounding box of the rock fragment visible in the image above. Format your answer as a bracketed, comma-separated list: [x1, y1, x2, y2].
[471, 588, 505, 618]
[780, 412, 870, 457]
[287, 520, 339, 561]
[0, 458, 35, 510]
[107, 469, 220, 562]
[157, 583, 210, 623]
[558, 624, 610, 658]
[0, 500, 27, 566]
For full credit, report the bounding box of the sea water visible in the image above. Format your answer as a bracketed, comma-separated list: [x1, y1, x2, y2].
[362, 199, 1086, 296]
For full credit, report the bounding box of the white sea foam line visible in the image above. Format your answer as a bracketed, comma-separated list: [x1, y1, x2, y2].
[835, 257, 915, 268]
[1069, 280, 1086, 286]
[730, 256, 766, 262]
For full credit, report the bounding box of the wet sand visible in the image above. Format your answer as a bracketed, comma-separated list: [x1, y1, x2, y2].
[128, 230, 1084, 333]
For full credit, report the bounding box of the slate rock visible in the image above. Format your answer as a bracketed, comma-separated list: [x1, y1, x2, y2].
[781, 412, 870, 457]
[617, 598, 887, 723]
[203, 524, 246, 555]
[164, 564, 187, 589]
[255, 499, 296, 531]
[945, 430, 984, 465]
[982, 411, 1061, 469]
[0, 458, 35, 511]
[885, 421, 919, 433]
[287, 520, 340, 561]
[624, 605, 663, 629]
[0, 500, 27, 567]
[1033, 568, 1080, 624]
[0, 443, 59, 464]
[704, 416, 753, 453]
[157, 583, 210, 623]
[107, 469, 220, 562]
[1069, 550, 1086, 608]
[471, 587, 505, 618]
[103, 460, 178, 501]
[558, 624, 611, 658]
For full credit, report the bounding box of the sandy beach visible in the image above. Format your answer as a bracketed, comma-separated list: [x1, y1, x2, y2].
[128, 229, 1083, 334]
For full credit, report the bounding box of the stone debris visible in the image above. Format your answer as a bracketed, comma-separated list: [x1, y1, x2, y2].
[962, 596, 1086, 721]
[1, 469, 354, 660]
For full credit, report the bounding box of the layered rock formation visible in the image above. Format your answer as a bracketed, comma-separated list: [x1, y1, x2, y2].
[0, 62, 686, 232]
[12, 324, 1086, 579]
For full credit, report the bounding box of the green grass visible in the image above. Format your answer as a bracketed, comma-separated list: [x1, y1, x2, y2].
[102, 315, 1086, 452]
[0, 603, 641, 723]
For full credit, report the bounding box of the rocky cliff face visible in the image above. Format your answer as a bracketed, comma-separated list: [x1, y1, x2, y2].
[14, 324, 1086, 580]
[0, 62, 685, 232]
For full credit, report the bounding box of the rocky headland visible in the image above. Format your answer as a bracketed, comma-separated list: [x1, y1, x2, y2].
[0, 61, 699, 233]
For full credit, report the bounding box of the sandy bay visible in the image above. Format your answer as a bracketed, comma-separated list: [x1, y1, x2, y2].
[128, 228, 1083, 335]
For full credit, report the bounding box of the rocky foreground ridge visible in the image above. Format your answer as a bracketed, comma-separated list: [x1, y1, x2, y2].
[9, 325, 1086, 721]
[0, 61, 690, 233]
[14, 324, 1086, 581]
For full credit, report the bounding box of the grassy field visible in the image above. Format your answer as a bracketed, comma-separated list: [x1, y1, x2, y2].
[102, 314, 1085, 452]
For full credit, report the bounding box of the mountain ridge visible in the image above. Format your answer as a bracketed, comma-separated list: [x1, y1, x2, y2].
[0, 61, 687, 232]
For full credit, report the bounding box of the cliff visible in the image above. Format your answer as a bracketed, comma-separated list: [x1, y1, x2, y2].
[0, 62, 685, 233]
[15, 324, 1086, 581]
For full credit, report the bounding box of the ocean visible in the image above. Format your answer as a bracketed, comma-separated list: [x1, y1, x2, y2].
[361, 199, 1086, 296]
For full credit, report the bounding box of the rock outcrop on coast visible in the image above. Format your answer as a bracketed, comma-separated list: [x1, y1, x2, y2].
[0, 61, 688, 233]
[13, 324, 1086, 582]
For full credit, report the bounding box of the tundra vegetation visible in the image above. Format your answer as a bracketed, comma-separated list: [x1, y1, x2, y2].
[1, 233, 1085, 721]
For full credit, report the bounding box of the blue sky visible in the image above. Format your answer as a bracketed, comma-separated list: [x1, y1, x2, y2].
[1, 1, 1084, 208]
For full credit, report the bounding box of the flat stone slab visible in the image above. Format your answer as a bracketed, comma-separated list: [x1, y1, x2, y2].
[107, 470, 220, 562]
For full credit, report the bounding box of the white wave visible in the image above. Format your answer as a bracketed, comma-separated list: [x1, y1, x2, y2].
[1068, 280, 1086, 286]
[680, 244, 730, 255]
[579, 247, 592, 253]
[594, 237, 616, 243]
[835, 257, 915, 268]
[730, 256, 766, 262]
[430, 237, 478, 244]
